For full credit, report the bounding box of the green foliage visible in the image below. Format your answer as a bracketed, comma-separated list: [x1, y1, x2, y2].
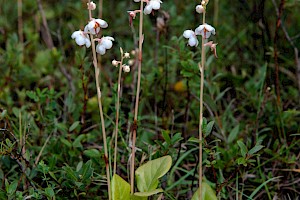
[0, 0, 299, 199]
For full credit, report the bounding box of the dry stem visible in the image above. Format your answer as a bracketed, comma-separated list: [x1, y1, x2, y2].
[88, 1, 111, 199]
[131, 0, 144, 194]
[198, 10, 206, 200]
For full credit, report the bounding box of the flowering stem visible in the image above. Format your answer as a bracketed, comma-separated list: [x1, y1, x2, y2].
[131, 0, 144, 194]
[113, 55, 124, 175]
[198, 10, 206, 200]
[88, 1, 111, 199]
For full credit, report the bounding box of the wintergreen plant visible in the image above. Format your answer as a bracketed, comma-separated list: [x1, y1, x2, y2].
[71, 1, 114, 199]
[128, 0, 163, 194]
[183, 0, 218, 199]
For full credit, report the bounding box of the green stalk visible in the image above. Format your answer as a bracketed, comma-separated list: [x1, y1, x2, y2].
[113, 54, 124, 175]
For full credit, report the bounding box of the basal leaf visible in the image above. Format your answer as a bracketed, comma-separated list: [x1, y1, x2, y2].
[134, 188, 163, 196]
[135, 156, 172, 192]
[191, 182, 218, 200]
[111, 174, 130, 200]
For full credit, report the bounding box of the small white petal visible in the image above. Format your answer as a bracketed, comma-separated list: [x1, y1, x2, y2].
[102, 39, 113, 49]
[95, 19, 108, 28]
[183, 30, 194, 39]
[134, 0, 141, 2]
[144, 5, 153, 15]
[150, 1, 161, 10]
[85, 38, 91, 48]
[71, 31, 81, 39]
[195, 25, 205, 35]
[96, 44, 106, 55]
[75, 37, 86, 46]
[188, 37, 198, 47]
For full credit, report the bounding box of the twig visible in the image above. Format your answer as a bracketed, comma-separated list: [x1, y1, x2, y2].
[272, 0, 285, 107]
[271, 0, 300, 101]
[36, 0, 54, 48]
[18, 0, 24, 43]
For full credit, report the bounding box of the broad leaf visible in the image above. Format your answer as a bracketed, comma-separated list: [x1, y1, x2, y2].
[134, 188, 163, 196]
[191, 182, 218, 200]
[111, 174, 130, 200]
[83, 149, 101, 158]
[135, 156, 172, 192]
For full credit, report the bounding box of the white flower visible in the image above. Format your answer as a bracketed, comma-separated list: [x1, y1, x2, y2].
[87, 1, 96, 10]
[85, 18, 108, 35]
[144, 0, 162, 15]
[183, 30, 198, 47]
[96, 36, 114, 55]
[195, 23, 216, 39]
[71, 30, 91, 48]
[124, 52, 130, 58]
[122, 65, 130, 73]
[134, 0, 141, 2]
[196, 5, 204, 14]
[112, 59, 118, 66]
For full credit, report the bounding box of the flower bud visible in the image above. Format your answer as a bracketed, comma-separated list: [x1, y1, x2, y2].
[122, 65, 130, 73]
[87, 1, 96, 10]
[196, 5, 204, 14]
[124, 52, 130, 58]
[112, 60, 118, 66]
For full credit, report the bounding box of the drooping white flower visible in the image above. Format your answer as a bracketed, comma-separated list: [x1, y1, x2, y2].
[71, 30, 91, 48]
[195, 23, 216, 39]
[133, 0, 141, 2]
[96, 36, 114, 55]
[183, 30, 199, 47]
[196, 5, 204, 14]
[85, 18, 108, 35]
[144, 0, 162, 15]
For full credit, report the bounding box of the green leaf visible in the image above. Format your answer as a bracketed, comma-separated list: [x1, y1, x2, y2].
[204, 121, 215, 137]
[7, 180, 18, 194]
[161, 130, 171, 145]
[191, 182, 218, 200]
[69, 121, 80, 132]
[237, 140, 248, 158]
[45, 187, 55, 198]
[83, 149, 101, 158]
[135, 156, 172, 192]
[248, 145, 264, 155]
[63, 166, 78, 181]
[228, 125, 239, 144]
[80, 160, 93, 181]
[134, 188, 163, 196]
[111, 174, 130, 200]
[73, 134, 86, 148]
[60, 138, 72, 148]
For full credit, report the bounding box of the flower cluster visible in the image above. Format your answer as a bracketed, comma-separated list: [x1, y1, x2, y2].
[71, 1, 114, 55]
[183, 2, 218, 57]
[112, 48, 132, 73]
[130, 0, 163, 16]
